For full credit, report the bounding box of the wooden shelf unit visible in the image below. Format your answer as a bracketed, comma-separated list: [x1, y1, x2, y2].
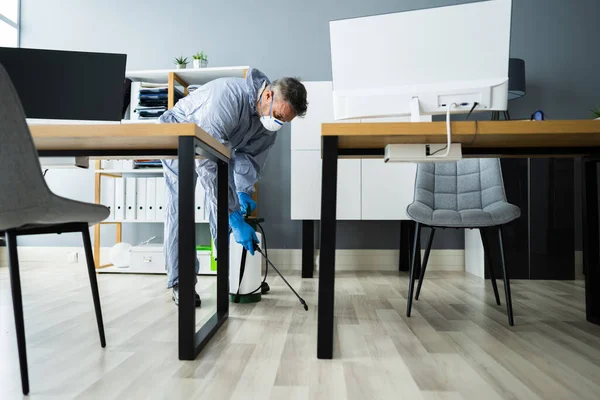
[93, 66, 250, 269]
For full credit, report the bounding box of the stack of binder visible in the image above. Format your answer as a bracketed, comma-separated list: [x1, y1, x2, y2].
[130, 82, 184, 121]
[133, 159, 162, 169]
[99, 177, 208, 223]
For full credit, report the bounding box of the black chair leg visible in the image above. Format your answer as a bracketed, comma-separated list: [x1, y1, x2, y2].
[480, 228, 501, 306]
[408, 221, 422, 272]
[81, 225, 106, 347]
[406, 222, 421, 317]
[6, 231, 29, 395]
[498, 227, 514, 326]
[415, 228, 436, 300]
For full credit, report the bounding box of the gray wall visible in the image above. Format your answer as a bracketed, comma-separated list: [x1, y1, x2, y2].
[19, 0, 599, 249]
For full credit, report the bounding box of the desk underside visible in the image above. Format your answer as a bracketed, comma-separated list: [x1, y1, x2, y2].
[323, 120, 600, 157]
[29, 123, 230, 160]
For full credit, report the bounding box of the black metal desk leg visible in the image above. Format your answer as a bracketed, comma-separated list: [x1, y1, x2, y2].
[216, 160, 230, 315]
[318, 136, 338, 360]
[302, 220, 315, 278]
[583, 159, 600, 325]
[178, 136, 197, 360]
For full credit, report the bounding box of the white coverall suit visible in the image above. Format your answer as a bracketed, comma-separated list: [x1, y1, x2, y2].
[159, 68, 276, 288]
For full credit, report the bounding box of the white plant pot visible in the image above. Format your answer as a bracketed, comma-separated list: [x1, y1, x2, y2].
[193, 59, 201, 68]
[176, 64, 187, 69]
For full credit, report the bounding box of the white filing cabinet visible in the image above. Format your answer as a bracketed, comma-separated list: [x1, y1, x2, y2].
[291, 81, 428, 221]
[361, 160, 416, 220]
[291, 151, 361, 219]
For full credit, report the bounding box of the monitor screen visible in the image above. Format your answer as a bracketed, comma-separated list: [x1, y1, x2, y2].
[329, 0, 512, 119]
[0, 47, 127, 121]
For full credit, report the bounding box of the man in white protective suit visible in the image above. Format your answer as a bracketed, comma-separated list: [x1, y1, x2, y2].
[158, 68, 308, 306]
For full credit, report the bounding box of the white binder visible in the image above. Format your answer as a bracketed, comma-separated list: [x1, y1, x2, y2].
[195, 182, 206, 221]
[115, 178, 126, 221]
[156, 177, 166, 222]
[100, 176, 115, 221]
[146, 177, 157, 221]
[136, 178, 147, 221]
[125, 177, 137, 220]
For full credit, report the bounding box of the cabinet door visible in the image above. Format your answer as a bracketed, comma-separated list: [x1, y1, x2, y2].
[291, 150, 361, 220]
[361, 159, 416, 220]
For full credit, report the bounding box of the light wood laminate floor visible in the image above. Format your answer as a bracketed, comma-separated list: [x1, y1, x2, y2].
[1, 261, 600, 400]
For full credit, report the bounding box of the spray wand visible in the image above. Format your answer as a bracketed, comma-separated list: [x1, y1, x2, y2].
[253, 243, 308, 311]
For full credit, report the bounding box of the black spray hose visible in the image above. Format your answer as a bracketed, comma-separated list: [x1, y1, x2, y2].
[256, 221, 269, 284]
[254, 244, 308, 311]
[236, 220, 308, 310]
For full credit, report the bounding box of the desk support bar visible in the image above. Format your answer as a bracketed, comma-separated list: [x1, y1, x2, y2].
[178, 136, 230, 360]
[178, 136, 197, 360]
[317, 136, 339, 359]
[216, 159, 230, 315]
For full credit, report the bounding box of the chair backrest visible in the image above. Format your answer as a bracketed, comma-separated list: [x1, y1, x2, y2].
[413, 159, 508, 212]
[0, 63, 52, 218]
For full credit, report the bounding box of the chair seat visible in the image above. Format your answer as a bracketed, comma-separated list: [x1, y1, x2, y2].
[406, 201, 521, 228]
[0, 193, 109, 231]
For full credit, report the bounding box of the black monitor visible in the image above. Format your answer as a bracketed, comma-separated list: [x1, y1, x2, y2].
[0, 47, 127, 121]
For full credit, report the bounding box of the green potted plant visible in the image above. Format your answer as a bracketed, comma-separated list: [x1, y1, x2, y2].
[593, 106, 600, 120]
[193, 51, 208, 68]
[174, 56, 188, 69]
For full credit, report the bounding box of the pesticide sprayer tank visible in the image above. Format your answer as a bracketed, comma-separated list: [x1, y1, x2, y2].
[229, 232, 263, 302]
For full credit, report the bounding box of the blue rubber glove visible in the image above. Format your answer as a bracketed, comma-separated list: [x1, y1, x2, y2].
[238, 192, 257, 216]
[229, 210, 259, 255]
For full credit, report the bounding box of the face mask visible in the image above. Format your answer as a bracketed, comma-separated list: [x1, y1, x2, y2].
[259, 91, 284, 132]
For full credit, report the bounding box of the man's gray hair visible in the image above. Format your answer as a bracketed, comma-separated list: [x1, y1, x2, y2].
[271, 77, 308, 117]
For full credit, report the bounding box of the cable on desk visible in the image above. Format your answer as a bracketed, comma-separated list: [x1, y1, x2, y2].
[429, 103, 455, 157]
[469, 120, 479, 146]
[465, 102, 479, 120]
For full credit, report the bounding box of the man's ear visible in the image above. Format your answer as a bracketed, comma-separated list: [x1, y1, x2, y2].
[264, 88, 273, 101]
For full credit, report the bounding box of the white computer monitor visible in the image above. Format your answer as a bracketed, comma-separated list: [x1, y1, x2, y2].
[329, 0, 512, 122]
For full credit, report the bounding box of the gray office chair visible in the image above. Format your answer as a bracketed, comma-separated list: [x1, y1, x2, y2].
[0, 63, 110, 395]
[405, 159, 521, 325]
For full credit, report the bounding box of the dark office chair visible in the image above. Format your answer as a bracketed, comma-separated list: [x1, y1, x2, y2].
[405, 159, 521, 326]
[0, 63, 110, 395]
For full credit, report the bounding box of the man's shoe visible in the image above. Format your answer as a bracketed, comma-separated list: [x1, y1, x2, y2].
[172, 284, 201, 307]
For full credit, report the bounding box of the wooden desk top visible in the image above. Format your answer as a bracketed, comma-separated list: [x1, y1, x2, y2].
[322, 120, 600, 151]
[29, 123, 230, 159]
